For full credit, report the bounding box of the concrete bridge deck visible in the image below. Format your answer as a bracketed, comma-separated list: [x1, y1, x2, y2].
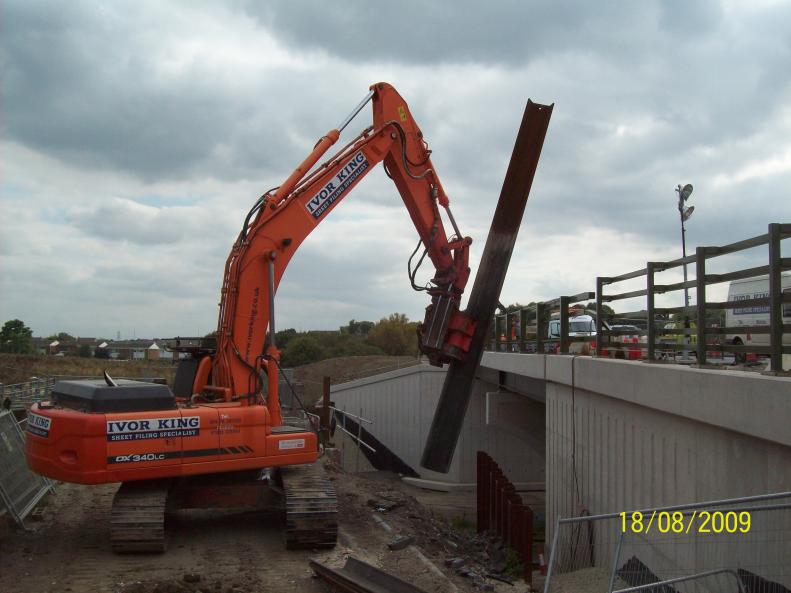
[331, 352, 791, 512]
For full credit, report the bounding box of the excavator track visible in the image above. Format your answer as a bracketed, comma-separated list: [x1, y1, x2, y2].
[110, 479, 172, 553]
[280, 462, 338, 549]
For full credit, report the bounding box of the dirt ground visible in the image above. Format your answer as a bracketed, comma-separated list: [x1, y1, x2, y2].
[0, 354, 177, 385]
[0, 460, 533, 593]
[293, 355, 421, 405]
[0, 353, 419, 405]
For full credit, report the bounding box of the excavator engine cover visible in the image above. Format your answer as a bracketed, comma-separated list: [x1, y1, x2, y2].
[52, 379, 176, 413]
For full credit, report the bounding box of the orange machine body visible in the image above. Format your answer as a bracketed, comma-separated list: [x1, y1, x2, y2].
[26, 82, 473, 487]
[26, 401, 316, 484]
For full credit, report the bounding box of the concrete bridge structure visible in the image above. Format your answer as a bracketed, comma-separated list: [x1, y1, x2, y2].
[330, 352, 791, 531]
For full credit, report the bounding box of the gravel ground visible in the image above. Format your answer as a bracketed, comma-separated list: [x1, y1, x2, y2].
[0, 460, 533, 593]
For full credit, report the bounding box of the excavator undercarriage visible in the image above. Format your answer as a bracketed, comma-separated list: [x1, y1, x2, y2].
[110, 461, 337, 553]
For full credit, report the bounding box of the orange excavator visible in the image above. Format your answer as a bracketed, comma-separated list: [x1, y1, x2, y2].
[25, 83, 477, 552]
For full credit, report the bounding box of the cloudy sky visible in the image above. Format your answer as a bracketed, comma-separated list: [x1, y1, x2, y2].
[1, 0, 789, 339]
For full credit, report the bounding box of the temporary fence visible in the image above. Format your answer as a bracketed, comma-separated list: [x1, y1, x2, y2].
[0, 377, 56, 412]
[544, 491, 791, 593]
[0, 376, 169, 414]
[0, 410, 53, 524]
[50, 375, 167, 384]
[477, 451, 536, 585]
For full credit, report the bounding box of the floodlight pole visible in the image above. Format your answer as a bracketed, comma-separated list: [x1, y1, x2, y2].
[676, 183, 695, 363]
[677, 185, 690, 308]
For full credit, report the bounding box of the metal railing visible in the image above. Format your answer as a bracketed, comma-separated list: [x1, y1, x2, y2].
[613, 568, 745, 593]
[484, 223, 790, 371]
[489, 291, 595, 355]
[597, 222, 791, 371]
[544, 491, 791, 593]
[329, 406, 375, 453]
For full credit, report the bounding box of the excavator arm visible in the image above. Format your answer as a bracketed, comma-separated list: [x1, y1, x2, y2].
[199, 83, 475, 422]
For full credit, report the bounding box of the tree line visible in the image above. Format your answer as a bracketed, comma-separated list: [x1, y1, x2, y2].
[0, 321, 97, 356]
[276, 313, 419, 367]
[0, 319, 33, 354]
[0, 313, 421, 367]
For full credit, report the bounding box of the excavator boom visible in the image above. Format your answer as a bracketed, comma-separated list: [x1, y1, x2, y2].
[206, 82, 475, 415]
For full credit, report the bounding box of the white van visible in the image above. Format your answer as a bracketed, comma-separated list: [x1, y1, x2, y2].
[725, 273, 791, 352]
[547, 314, 598, 354]
[547, 314, 596, 340]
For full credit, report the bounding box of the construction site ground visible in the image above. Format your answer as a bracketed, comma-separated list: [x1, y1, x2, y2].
[0, 460, 534, 593]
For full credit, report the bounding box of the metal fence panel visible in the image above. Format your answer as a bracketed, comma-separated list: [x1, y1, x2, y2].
[545, 493, 791, 593]
[0, 410, 53, 524]
[0, 377, 56, 411]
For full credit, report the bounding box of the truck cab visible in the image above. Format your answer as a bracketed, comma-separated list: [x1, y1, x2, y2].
[725, 273, 791, 358]
[547, 314, 596, 340]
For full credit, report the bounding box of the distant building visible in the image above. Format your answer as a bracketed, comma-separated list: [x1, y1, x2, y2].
[30, 336, 203, 360]
[30, 337, 101, 356]
[30, 337, 54, 355]
[95, 339, 163, 360]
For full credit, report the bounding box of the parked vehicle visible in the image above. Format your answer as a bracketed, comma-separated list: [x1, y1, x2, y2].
[725, 273, 791, 360]
[547, 314, 596, 340]
[547, 314, 597, 354]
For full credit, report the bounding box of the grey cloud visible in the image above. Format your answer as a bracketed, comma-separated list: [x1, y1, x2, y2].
[0, 2, 322, 182]
[68, 198, 210, 245]
[241, 0, 692, 67]
[656, 0, 722, 35]
[89, 260, 221, 302]
[2, 0, 790, 338]
[278, 245, 430, 330]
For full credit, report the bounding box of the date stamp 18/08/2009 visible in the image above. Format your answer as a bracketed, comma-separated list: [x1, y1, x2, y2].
[620, 510, 751, 534]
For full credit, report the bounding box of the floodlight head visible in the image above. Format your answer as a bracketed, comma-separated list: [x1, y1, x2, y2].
[682, 205, 695, 221]
[680, 183, 693, 201]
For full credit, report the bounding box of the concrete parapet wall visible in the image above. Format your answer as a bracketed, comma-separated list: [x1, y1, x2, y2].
[545, 355, 791, 448]
[482, 353, 791, 552]
[484, 351, 791, 448]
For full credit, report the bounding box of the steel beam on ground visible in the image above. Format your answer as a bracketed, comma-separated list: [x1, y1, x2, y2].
[310, 556, 430, 593]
